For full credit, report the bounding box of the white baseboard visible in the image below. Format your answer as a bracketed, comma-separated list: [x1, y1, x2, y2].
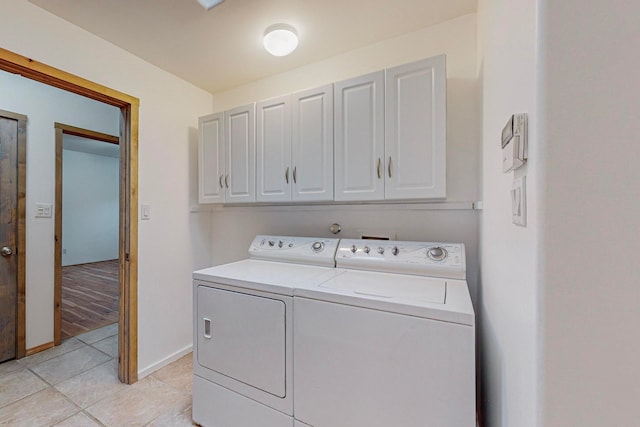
[137, 344, 193, 379]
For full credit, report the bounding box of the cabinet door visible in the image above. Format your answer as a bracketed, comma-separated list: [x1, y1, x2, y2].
[199, 112, 225, 203]
[291, 84, 334, 202]
[385, 55, 446, 199]
[225, 103, 256, 203]
[334, 71, 385, 201]
[257, 95, 291, 202]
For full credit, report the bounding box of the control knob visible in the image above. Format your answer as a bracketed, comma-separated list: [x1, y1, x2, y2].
[278, 240, 284, 248]
[351, 245, 357, 253]
[363, 246, 370, 254]
[311, 241, 324, 253]
[268, 240, 275, 247]
[427, 246, 447, 261]
[377, 246, 385, 254]
[391, 246, 399, 256]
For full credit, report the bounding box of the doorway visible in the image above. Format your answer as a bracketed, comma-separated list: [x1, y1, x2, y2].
[0, 110, 27, 363]
[0, 47, 139, 384]
[54, 124, 120, 342]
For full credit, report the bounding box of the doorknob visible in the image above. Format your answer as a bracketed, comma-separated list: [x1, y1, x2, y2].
[1, 247, 13, 257]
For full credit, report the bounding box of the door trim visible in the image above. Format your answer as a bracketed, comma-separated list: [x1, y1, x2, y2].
[0, 47, 139, 384]
[0, 109, 27, 360]
[53, 124, 120, 347]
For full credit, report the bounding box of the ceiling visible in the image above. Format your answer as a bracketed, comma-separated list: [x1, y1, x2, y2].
[29, 0, 476, 94]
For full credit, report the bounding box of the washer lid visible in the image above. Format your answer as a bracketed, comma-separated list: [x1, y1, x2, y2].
[296, 269, 474, 326]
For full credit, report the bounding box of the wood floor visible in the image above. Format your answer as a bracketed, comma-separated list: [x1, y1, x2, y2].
[61, 260, 119, 340]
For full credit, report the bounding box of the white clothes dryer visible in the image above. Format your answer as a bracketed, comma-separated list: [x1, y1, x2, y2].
[293, 239, 476, 427]
[192, 235, 340, 427]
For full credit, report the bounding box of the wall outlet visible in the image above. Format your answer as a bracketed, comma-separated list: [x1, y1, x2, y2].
[511, 176, 526, 226]
[35, 203, 52, 218]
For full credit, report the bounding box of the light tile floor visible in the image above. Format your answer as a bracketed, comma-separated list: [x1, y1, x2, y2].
[0, 324, 195, 426]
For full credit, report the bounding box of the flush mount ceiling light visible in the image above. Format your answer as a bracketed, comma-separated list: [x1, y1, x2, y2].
[198, 0, 224, 11]
[263, 24, 299, 57]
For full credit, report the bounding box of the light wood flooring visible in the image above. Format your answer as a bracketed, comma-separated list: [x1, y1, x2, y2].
[61, 260, 119, 340]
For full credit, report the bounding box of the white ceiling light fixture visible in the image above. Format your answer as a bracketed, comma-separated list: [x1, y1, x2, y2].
[263, 24, 299, 57]
[197, 0, 224, 11]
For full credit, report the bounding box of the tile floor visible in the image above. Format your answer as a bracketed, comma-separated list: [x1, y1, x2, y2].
[0, 324, 195, 426]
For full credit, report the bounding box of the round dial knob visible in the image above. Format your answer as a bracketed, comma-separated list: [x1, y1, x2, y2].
[391, 246, 399, 256]
[427, 246, 447, 261]
[363, 246, 370, 254]
[268, 240, 275, 247]
[311, 241, 324, 252]
[278, 240, 284, 248]
[350, 244, 358, 253]
[377, 246, 385, 254]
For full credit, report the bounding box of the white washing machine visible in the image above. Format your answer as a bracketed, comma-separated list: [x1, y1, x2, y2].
[192, 235, 340, 427]
[293, 238, 476, 427]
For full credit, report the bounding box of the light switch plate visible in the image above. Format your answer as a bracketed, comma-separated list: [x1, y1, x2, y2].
[141, 204, 151, 220]
[511, 176, 526, 226]
[35, 203, 52, 218]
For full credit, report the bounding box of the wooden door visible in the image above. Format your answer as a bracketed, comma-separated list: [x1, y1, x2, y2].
[385, 55, 447, 200]
[334, 71, 385, 201]
[292, 84, 334, 202]
[0, 112, 25, 362]
[256, 95, 291, 202]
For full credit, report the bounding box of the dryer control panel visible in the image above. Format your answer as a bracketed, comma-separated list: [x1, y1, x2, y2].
[336, 239, 466, 280]
[249, 235, 340, 267]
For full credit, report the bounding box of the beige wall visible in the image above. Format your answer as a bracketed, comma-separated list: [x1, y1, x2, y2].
[0, 0, 213, 375]
[540, 0, 640, 425]
[477, 0, 540, 425]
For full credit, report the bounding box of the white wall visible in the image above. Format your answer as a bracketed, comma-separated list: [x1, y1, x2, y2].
[0, 0, 213, 373]
[209, 15, 481, 303]
[476, 1, 540, 426]
[62, 148, 119, 266]
[0, 70, 120, 349]
[539, 0, 640, 425]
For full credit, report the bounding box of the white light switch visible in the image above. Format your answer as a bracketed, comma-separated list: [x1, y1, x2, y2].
[141, 204, 151, 220]
[35, 203, 52, 218]
[511, 176, 526, 226]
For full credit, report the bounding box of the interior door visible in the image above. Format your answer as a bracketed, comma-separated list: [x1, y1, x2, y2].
[0, 113, 21, 362]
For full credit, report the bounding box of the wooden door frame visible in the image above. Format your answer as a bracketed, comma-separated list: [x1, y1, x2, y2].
[54, 124, 120, 345]
[0, 47, 140, 384]
[0, 109, 27, 360]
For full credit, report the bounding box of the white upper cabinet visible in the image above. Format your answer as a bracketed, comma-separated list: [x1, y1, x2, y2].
[385, 55, 446, 199]
[256, 95, 292, 202]
[198, 112, 225, 204]
[292, 84, 334, 202]
[224, 103, 256, 203]
[334, 71, 385, 201]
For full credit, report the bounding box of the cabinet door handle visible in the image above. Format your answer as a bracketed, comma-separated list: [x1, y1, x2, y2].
[219, 174, 224, 189]
[285, 167, 290, 184]
[225, 174, 229, 188]
[388, 157, 393, 178]
[377, 158, 382, 179]
[293, 166, 297, 184]
[203, 318, 212, 339]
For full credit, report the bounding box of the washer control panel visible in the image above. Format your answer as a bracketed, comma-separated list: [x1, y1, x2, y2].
[249, 235, 340, 266]
[336, 239, 466, 279]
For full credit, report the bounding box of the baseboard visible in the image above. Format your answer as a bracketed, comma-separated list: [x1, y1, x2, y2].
[137, 344, 193, 379]
[25, 341, 54, 356]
